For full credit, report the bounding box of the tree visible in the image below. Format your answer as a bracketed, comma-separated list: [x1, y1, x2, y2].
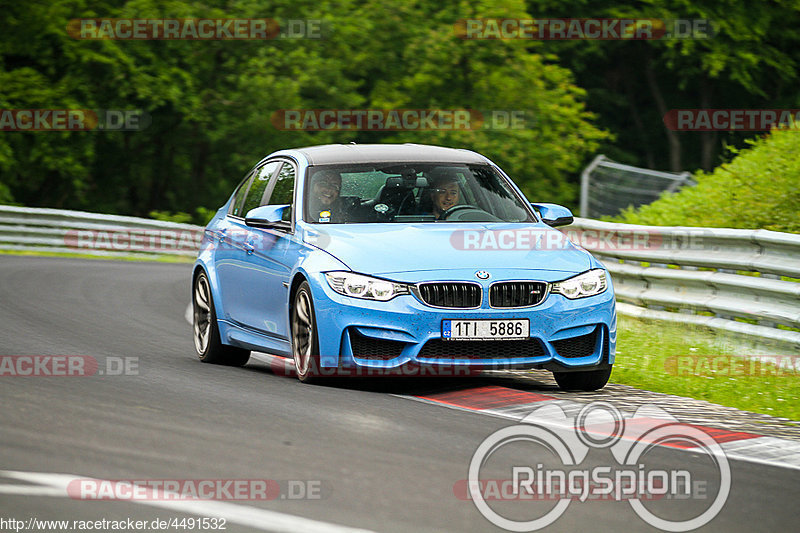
[1, 0, 607, 215]
[529, 0, 800, 172]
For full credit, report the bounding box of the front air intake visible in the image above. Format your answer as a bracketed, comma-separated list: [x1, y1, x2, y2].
[416, 282, 482, 308]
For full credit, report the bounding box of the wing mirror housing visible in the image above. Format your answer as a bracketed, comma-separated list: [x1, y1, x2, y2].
[245, 205, 291, 229]
[531, 203, 574, 227]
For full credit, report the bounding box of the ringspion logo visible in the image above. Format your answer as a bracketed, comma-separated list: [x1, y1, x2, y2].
[466, 402, 730, 531]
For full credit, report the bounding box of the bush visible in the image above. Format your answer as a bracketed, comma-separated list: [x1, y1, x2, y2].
[613, 128, 800, 233]
[149, 207, 217, 226]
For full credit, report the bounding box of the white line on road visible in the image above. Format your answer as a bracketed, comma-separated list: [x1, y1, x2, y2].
[0, 484, 65, 496]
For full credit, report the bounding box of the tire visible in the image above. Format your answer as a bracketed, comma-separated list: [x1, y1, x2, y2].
[553, 367, 612, 391]
[291, 281, 321, 383]
[193, 271, 250, 366]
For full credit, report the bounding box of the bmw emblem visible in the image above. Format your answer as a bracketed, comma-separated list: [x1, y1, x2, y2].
[475, 270, 490, 280]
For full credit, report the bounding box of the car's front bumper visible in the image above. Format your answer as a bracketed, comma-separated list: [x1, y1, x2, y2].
[309, 271, 617, 373]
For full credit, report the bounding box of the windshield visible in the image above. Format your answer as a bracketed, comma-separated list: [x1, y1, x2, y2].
[304, 163, 534, 224]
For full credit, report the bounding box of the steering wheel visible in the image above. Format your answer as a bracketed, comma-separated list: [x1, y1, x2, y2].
[440, 204, 476, 220]
[440, 204, 500, 222]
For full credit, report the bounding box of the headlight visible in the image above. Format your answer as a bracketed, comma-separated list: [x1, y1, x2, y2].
[325, 272, 410, 301]
[551, 269, 607, 299]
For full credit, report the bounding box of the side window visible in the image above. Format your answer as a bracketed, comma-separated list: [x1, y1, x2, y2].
[265, 163, 296, 221]
[240, 161, 280, 217]
[229, 171, 255, 217]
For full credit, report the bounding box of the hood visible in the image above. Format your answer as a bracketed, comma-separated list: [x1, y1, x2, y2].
[301, 223, 593, 277]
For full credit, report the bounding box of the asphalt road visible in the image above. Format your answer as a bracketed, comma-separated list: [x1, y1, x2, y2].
[0, 256, 797, 532]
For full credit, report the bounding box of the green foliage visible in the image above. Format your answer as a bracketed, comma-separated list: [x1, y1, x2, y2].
[614, 128, 800, 233]
[194, 206, 218, 226]
[3, 0, 799, 217]
[0, 0, 606, 215]
[0, 181, 13, 204]
[349, 0, 610, 206]
[149, 206, 218, 226]
[530, 0, 800, 172]
[148, 210, 194, 224]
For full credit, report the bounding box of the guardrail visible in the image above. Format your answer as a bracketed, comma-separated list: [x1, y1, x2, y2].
[1, 205, 798, 353]
[564, 218, 800, 354]
[0, 205, 202, 258]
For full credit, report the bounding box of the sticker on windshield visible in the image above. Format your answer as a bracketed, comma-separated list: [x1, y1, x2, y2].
[374, 203, 389, 213]
[318, 210, 331, 223]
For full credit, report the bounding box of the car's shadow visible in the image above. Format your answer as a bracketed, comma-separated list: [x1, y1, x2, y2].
[242, 351, 563, 396]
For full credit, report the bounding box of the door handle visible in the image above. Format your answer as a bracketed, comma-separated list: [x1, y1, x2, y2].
[243, 242, 255, 255]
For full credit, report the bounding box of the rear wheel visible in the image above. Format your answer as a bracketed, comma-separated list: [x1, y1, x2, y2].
[553, 367, 612, 391]
[193, 271, 250, 366]
[291, 281, 320, 383]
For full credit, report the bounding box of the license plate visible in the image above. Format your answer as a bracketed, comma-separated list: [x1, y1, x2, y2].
[442, 319, 529, 341]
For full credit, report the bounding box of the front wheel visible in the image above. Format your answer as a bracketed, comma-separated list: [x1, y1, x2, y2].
[291, 281, 320, 383]
[553, 367, 612, 391]
[193, 271, 250, 366]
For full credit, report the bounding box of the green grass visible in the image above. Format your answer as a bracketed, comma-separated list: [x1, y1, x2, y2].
[0, 249, 194, 263]
[613, 316, 800, 422]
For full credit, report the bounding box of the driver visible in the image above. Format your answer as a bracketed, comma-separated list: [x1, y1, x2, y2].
[427, 176, 460, 220]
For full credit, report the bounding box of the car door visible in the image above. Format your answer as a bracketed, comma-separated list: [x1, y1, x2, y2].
[234, 159, 300, 340]
[215, 160, 281, 326]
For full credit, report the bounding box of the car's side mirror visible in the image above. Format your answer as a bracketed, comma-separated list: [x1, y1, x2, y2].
[531, 203, 574, 227]
[245, 205, 291, 229]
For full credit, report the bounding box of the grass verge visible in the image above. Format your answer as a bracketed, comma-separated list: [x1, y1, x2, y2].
[613, 316, 800, 422]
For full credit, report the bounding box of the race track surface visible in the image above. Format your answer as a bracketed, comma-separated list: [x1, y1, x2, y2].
[1, 256, 798, 532]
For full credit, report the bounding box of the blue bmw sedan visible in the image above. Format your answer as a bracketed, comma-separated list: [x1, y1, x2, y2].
[192, 144, 616, 390]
